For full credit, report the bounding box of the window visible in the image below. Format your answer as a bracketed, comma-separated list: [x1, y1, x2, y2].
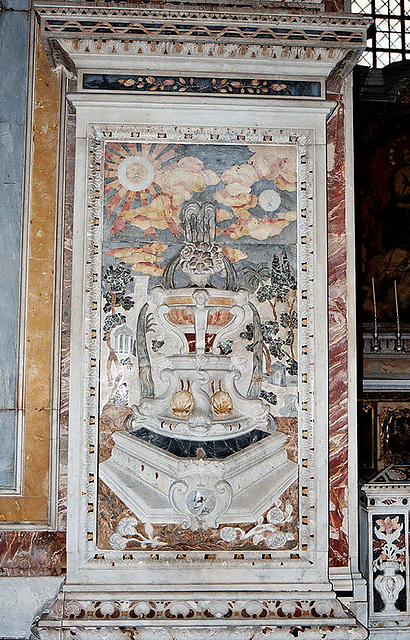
[351, 0, 410, 67]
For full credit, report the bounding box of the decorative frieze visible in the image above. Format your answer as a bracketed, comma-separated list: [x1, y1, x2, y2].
[82, 73, 322, 98]
[36, 592, 368, 638]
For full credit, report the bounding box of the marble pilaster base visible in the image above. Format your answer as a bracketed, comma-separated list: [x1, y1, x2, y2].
[34, 589, 368, 640]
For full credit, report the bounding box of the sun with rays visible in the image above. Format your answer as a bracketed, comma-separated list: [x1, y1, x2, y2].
[103, 142, 220, 238]
[104, 142, 180, 237]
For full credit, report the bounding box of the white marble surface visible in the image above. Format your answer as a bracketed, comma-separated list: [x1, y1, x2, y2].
[0, 577, 63, 638]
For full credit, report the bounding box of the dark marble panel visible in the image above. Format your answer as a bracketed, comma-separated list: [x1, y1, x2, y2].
[83, 74, 322, 98]
[0, 11, 29, 124]
[129, 427, 271, 458]
[1, 0, 29, 9]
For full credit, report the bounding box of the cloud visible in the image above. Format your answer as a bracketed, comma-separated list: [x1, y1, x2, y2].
[248, 147, 297, 191]
[283, 210, 297, 222]
[157, 157, 207, 206]
[123, 195, 176, 232]
[106, 242, 167, 276]
[203, 169, 221, 186]
[223, 216, 291, 240]
[215, 190, 258, 213]
[222, 246, 247, 262]
[216, 208, 234, 222]
[221, 164, 259, 191]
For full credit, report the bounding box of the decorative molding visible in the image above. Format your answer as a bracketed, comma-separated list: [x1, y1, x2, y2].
[327, 49, 363, 95]
[363, 326, 410, 354]
[34, 3, 370, 32]
[34, 2, 370, 91]
[49, 595, 346, 620]
[36, 624, 369, 640]
[44, 37, 76, 78]
[35, 592, 368, 638]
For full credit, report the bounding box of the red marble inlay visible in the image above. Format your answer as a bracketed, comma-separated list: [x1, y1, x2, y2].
[327, 99, 349, 567]
[325, 0, 345, 11]
[0, 532, 66, 576]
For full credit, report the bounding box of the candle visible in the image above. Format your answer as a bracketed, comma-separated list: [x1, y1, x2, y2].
[394, 280, 399, 316]
[371, 277, 377, 316]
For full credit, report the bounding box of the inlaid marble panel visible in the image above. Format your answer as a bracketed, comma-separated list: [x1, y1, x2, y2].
[0, 2, 29, 490]
[327, 99, 349, 568]
[0, 35, 60, 524]
[0, 531, 66, 576]
[97, 139, 299, 551]
[65, 109, 326, 581]
[82, 74, 322, 98]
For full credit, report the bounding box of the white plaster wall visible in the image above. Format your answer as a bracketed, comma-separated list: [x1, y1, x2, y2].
[0, 577, 63, 639]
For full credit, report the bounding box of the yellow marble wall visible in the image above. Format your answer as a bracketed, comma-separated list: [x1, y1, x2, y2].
[0, 35, 60, 523]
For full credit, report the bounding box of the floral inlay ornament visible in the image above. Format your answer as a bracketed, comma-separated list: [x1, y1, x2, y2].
[373, 515, 406, 613]
[220, 501, 294, 549]
[110, 517, 166, 550]
[83, 74, 322, 99]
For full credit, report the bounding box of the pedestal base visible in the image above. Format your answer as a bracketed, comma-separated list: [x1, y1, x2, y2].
[100, 430, 297, 527]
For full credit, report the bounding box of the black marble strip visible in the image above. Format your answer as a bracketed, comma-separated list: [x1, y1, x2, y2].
[82, 74, 322, 98]
[128, 426, 270, 459]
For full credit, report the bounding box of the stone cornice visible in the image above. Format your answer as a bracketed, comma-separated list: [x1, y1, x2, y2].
[34, 1, 371, 91]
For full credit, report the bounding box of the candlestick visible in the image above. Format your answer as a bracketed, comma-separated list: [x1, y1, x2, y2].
[372, 277, 377, 315]
[394, 279, 399, 316]
[394, 280, 405, 353]
[371, 277, 381, 353]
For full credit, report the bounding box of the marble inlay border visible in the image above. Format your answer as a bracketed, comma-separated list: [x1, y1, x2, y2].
[75, 121, 317, 569]
[42, 20, 366, 44]
[81, 74, 322, 98]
